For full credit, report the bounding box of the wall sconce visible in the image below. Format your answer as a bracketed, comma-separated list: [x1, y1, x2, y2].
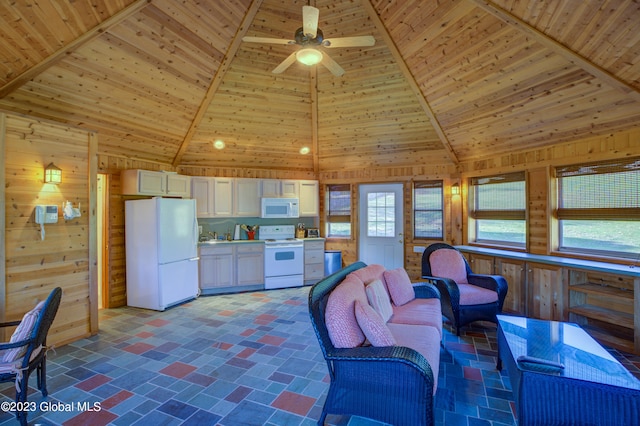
[451, 182, 460, 196]
[44, 163, 62, 184]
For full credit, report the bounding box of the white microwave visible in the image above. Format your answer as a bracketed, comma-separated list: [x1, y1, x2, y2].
[261, 197, 300, 218]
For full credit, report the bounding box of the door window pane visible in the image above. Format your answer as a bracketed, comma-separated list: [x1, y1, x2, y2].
[367, 192, 395, 237]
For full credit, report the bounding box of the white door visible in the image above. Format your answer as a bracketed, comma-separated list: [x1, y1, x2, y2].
[359, 183, 404, 270]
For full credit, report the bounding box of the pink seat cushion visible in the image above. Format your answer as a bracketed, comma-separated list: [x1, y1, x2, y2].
[365, 279, 393, 323]
[325, 276, 368, 348]
[384, 268, 415, 306]
[429, 249, 469, 284]
[458, 283, 499, 305]
[354, 300, 396, 347]
[390, 298, 442, 338]
[387, 323, 440, 394]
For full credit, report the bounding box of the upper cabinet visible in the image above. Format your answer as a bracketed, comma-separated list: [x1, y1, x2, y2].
[299, 180, 319, 217]
[234, 178, 260, 217]
[261, 179, 299, 198]
[191, 177, 318, 218]
[121, 169, 190, 197]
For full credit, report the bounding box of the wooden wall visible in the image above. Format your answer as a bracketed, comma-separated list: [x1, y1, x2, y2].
[1, 112, 97, 346]
[318, 163, 458, 281]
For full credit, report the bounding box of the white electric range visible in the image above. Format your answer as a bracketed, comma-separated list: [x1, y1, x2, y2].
[259, 225, 304, 289]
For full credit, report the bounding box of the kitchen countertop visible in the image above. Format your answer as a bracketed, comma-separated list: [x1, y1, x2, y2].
[199, 239, 264, 245]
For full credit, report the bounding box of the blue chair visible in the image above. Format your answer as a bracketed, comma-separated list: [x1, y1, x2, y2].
[0, 287, 62, 426]
[421, 243, 507, 335]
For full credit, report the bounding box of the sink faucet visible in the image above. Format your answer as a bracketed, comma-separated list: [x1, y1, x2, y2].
[209, 231, 217, 240]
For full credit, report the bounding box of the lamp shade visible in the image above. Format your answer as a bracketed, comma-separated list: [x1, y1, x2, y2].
[451, 182, 460, 195]
[45, 162, 62, 184]
[296, 48, 323, 66]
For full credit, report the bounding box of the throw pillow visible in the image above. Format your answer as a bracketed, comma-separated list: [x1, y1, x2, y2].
[2, 301, 45, 363]
[384, 268, 415, 306]
[325, 277, 367, 348]
[365, 279, 393, 322]
[354, 300, 396, 347]
[429, 249, 469, 284]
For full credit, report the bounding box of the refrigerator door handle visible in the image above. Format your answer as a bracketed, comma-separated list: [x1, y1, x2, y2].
[188, 257, 200, 262]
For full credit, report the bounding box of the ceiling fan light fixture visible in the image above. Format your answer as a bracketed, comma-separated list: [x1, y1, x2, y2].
[296, 48, 323, 66]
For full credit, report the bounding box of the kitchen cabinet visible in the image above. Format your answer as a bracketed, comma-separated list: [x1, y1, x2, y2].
[299, 180, 319, 217]
[199, 245, 234, 289]
[304, 239, 325, 285]
[213, 178, 234, 217]
[235, 178, 261, 217]
[199, 242, 265, 293]
[121, 169, 190, 197]
[261, 179, 299, 198]
[236, 244, 264, 286]
[191, 177, 214, 217]
[457, 245, 640, 355]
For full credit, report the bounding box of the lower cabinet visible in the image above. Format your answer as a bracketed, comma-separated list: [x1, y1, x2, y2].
[199, 243, 264, 293]
[527, 262, 564, 321]
[304, 239, 325, 285]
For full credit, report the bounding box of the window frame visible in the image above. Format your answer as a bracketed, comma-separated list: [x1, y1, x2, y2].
[469, 172, 527, 248]
[412, 180, 444, 240]
[325, 184, 352, 238]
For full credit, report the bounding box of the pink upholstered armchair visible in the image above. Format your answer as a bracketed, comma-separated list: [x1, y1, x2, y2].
[421, 243, 508, 335]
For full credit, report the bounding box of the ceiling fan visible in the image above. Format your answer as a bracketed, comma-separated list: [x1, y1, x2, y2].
[242, 5, 375, 77]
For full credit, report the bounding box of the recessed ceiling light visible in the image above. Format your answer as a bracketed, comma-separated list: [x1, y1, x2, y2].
[299, 146, 310, 155]
[213, 140, 225, 149]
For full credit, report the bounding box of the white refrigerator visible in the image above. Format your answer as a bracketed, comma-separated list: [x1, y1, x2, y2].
[125, 197, 199, 311]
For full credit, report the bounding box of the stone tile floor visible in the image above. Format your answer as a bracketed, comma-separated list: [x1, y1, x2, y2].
[1, 286, 638, 425]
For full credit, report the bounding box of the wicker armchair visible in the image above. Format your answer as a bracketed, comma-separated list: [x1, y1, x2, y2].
[0, 287, 62, 426]
[308, 262, 437, 426]
[421, 243, 508, 335]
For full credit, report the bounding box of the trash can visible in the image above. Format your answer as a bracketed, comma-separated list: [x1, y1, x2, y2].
[324, 250, 342, 276]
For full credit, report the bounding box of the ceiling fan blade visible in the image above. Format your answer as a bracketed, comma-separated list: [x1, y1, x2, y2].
[323, 36, 376, 48]
[272, 52, 298, 74]
[302, 5, 319, 38]
[242, 36, 294, 45]
[321, 53, 345, 77]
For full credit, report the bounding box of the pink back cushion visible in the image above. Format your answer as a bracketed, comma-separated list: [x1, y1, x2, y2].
[365, 279, 393, 323]
[349, 264, 386, 288]
[458, 283, 499, 305]
[354, 300, 396, 347]
[383, 268, 415, 306]
[2, 301, 45, 363]
[325, 276, 367, 348]
[429, 249, 469, 284]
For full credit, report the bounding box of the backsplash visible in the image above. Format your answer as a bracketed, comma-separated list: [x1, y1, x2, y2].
[197, 217, 317, 240]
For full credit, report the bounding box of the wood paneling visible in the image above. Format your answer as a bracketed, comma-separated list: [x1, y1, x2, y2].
[2, 112, 94, 346]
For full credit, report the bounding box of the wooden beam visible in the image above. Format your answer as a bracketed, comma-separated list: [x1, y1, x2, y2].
[468, 0, 640, 103]
[172, 0, 265, 167]
[361, 0, 459, 166]
[310, 67, 319, 175]
[0, 0, 151, 99]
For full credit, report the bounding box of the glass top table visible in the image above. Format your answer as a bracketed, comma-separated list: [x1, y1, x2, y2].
[497, 315, 640, 426]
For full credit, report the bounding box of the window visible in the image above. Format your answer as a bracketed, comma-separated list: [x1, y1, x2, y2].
[413, 181, 443, 239]
[470, 172, 526, 246]
[556, 158, 640, 258]
[326, 184, 351, 237]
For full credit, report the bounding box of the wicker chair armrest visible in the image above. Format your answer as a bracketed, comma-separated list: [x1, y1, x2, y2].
[327, 345, 434, 381]
[0, 336, 34, 351]
[412, 282, 441, 299]
[468, 274, 508, 298]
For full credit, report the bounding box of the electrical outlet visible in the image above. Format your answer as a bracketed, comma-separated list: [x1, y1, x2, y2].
[413, 246, 426, 253]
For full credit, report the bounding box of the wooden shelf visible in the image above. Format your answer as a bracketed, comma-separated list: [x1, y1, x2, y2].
[569, 304, 634, 330]
[580, 326, 636, 354]
[570, 283, 633, 300]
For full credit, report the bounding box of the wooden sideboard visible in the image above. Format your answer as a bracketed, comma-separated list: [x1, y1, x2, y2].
[457, 246, 640, 355]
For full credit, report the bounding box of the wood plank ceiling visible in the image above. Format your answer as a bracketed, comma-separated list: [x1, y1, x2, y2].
[0, 0, 639, 173]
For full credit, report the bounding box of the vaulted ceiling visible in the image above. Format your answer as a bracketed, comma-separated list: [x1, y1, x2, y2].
[1, 0, 639, 173]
